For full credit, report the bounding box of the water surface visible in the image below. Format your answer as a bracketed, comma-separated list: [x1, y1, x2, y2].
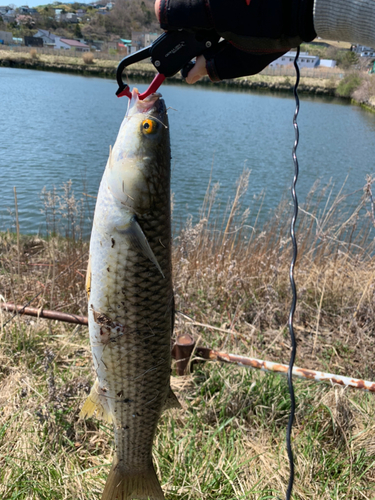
[1, 67, 375, 236]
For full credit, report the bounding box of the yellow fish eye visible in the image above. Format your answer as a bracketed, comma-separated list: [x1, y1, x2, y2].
[141, 119, 157, 135]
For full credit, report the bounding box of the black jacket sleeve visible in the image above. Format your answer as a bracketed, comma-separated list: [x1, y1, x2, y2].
[158, 0, 316, 81]
[205, 42, 288, 82]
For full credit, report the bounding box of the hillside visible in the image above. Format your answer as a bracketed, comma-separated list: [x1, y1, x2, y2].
[0, 0, 160, 41]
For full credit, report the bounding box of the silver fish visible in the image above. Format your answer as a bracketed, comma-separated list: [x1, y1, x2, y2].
[81, 89, 179, 500]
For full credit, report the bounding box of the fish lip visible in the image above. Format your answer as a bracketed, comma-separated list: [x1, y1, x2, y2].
[127, 88, 165, 117]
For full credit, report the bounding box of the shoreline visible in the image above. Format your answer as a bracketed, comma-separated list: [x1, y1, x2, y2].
[1, 49, 374, 111]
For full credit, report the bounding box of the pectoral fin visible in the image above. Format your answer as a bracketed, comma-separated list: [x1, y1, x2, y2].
[163, 386, 181, 411]
[117, 216, 164, 278]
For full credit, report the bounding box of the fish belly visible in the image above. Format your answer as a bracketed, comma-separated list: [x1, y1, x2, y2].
[85, 179, 173, 474]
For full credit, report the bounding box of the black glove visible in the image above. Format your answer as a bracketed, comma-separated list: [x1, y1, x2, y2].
[157, 0, 316, 81]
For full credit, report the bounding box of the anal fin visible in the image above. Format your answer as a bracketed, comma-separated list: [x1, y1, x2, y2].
[80, 378, 113, 423]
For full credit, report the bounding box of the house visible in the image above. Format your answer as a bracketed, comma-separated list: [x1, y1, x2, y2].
[25, 35, 43, 47]
[18, 5, 31, 14]
[34, 29, 57, 47]
[54, 37, 90, 52]
[0, 6, 9, 15]
[270, 51, 320, 68]
[54, 8, 62, 20]
[131, 31, 159, 51]
[1, 9, 15, 23]
[18, 5, 37, 15]
[0, 30, 13, 44]
[61, 12, 78, 23]
[320, 59, 336, 68]
[351, 44, 375, 57]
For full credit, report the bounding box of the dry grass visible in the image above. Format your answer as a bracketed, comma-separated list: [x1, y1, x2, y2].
[0, 48, 153, 72]
[2, 174, 375, 498]
[82, 52, 94, 65]
[353, 74, 375, 106]
[29, 48, 38, 60]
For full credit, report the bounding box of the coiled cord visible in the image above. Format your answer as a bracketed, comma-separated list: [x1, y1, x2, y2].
[285, 46, 300, 500]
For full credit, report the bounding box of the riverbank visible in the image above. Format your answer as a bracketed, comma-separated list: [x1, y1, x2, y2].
[2, 176, 375, 498]
[0, 46, 359, 100]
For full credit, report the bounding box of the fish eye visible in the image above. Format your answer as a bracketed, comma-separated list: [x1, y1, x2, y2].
[141, 119, 158, 135]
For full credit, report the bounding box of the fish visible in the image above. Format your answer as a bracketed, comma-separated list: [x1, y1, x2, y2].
[80, 89, 179, 500]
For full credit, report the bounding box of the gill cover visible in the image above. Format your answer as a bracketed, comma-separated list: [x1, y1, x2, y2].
[105, 90, 165, 212]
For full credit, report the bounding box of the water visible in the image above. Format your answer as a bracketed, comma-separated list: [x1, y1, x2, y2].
[1, 67, 375, 236]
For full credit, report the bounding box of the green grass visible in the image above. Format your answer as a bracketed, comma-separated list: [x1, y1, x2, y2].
[2, 328, 375, 499]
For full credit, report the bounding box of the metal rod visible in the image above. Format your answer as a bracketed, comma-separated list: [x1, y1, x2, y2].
[2, 304, 375, 393]
[194, 346, 375, 393]
[0, 303, 88, 325]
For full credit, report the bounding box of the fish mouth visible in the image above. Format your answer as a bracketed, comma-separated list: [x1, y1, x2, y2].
[127, 88, 165, 116]
[125, 88, 167, 128]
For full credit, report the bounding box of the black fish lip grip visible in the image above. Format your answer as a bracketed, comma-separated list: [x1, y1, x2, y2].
[115, 30, 219, 100]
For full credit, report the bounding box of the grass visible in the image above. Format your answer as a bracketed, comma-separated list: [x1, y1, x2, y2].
[2, 173, 375, 498]
[0, 47, 153, 73]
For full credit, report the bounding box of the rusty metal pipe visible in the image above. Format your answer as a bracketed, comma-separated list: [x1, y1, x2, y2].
[2, 304, 375, 393]
[0, 303, 88, 325]
[171, 334, 196, 375]
[195, 346, 375, 393]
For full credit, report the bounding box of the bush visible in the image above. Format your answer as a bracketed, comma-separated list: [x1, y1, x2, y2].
[336, 50, 359, 69]
[29, 48, 38, 60]
[336, 72, 362, 97]
[352, 74, 375, 104]
[82, 51, 94, 64]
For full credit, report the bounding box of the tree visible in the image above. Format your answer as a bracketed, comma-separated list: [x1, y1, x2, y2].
[74, 23, 82, 38]
[336, 50, 359, 69]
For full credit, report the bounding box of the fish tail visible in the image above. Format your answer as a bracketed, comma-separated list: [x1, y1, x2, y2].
[101, 457, 165, 500]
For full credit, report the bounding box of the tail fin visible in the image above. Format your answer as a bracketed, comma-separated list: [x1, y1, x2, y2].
[101, 458, 165, 500]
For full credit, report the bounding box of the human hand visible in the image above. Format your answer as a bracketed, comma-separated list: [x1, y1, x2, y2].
[154, 0, 316, 82]
[154, 0, 208, 83]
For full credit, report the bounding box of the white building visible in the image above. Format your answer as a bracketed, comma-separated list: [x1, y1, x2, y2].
[270, 51, 320, 68]
[320, 59, 336, 68]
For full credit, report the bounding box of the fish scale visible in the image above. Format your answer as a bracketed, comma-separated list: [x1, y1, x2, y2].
[80, 90, 179, 500]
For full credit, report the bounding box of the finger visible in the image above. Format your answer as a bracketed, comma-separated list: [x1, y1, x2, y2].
[186, 55, 207, 84]
[154, 0, 161, 21]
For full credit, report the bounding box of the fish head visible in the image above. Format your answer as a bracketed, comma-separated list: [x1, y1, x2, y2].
[106, 89, 170, 214]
